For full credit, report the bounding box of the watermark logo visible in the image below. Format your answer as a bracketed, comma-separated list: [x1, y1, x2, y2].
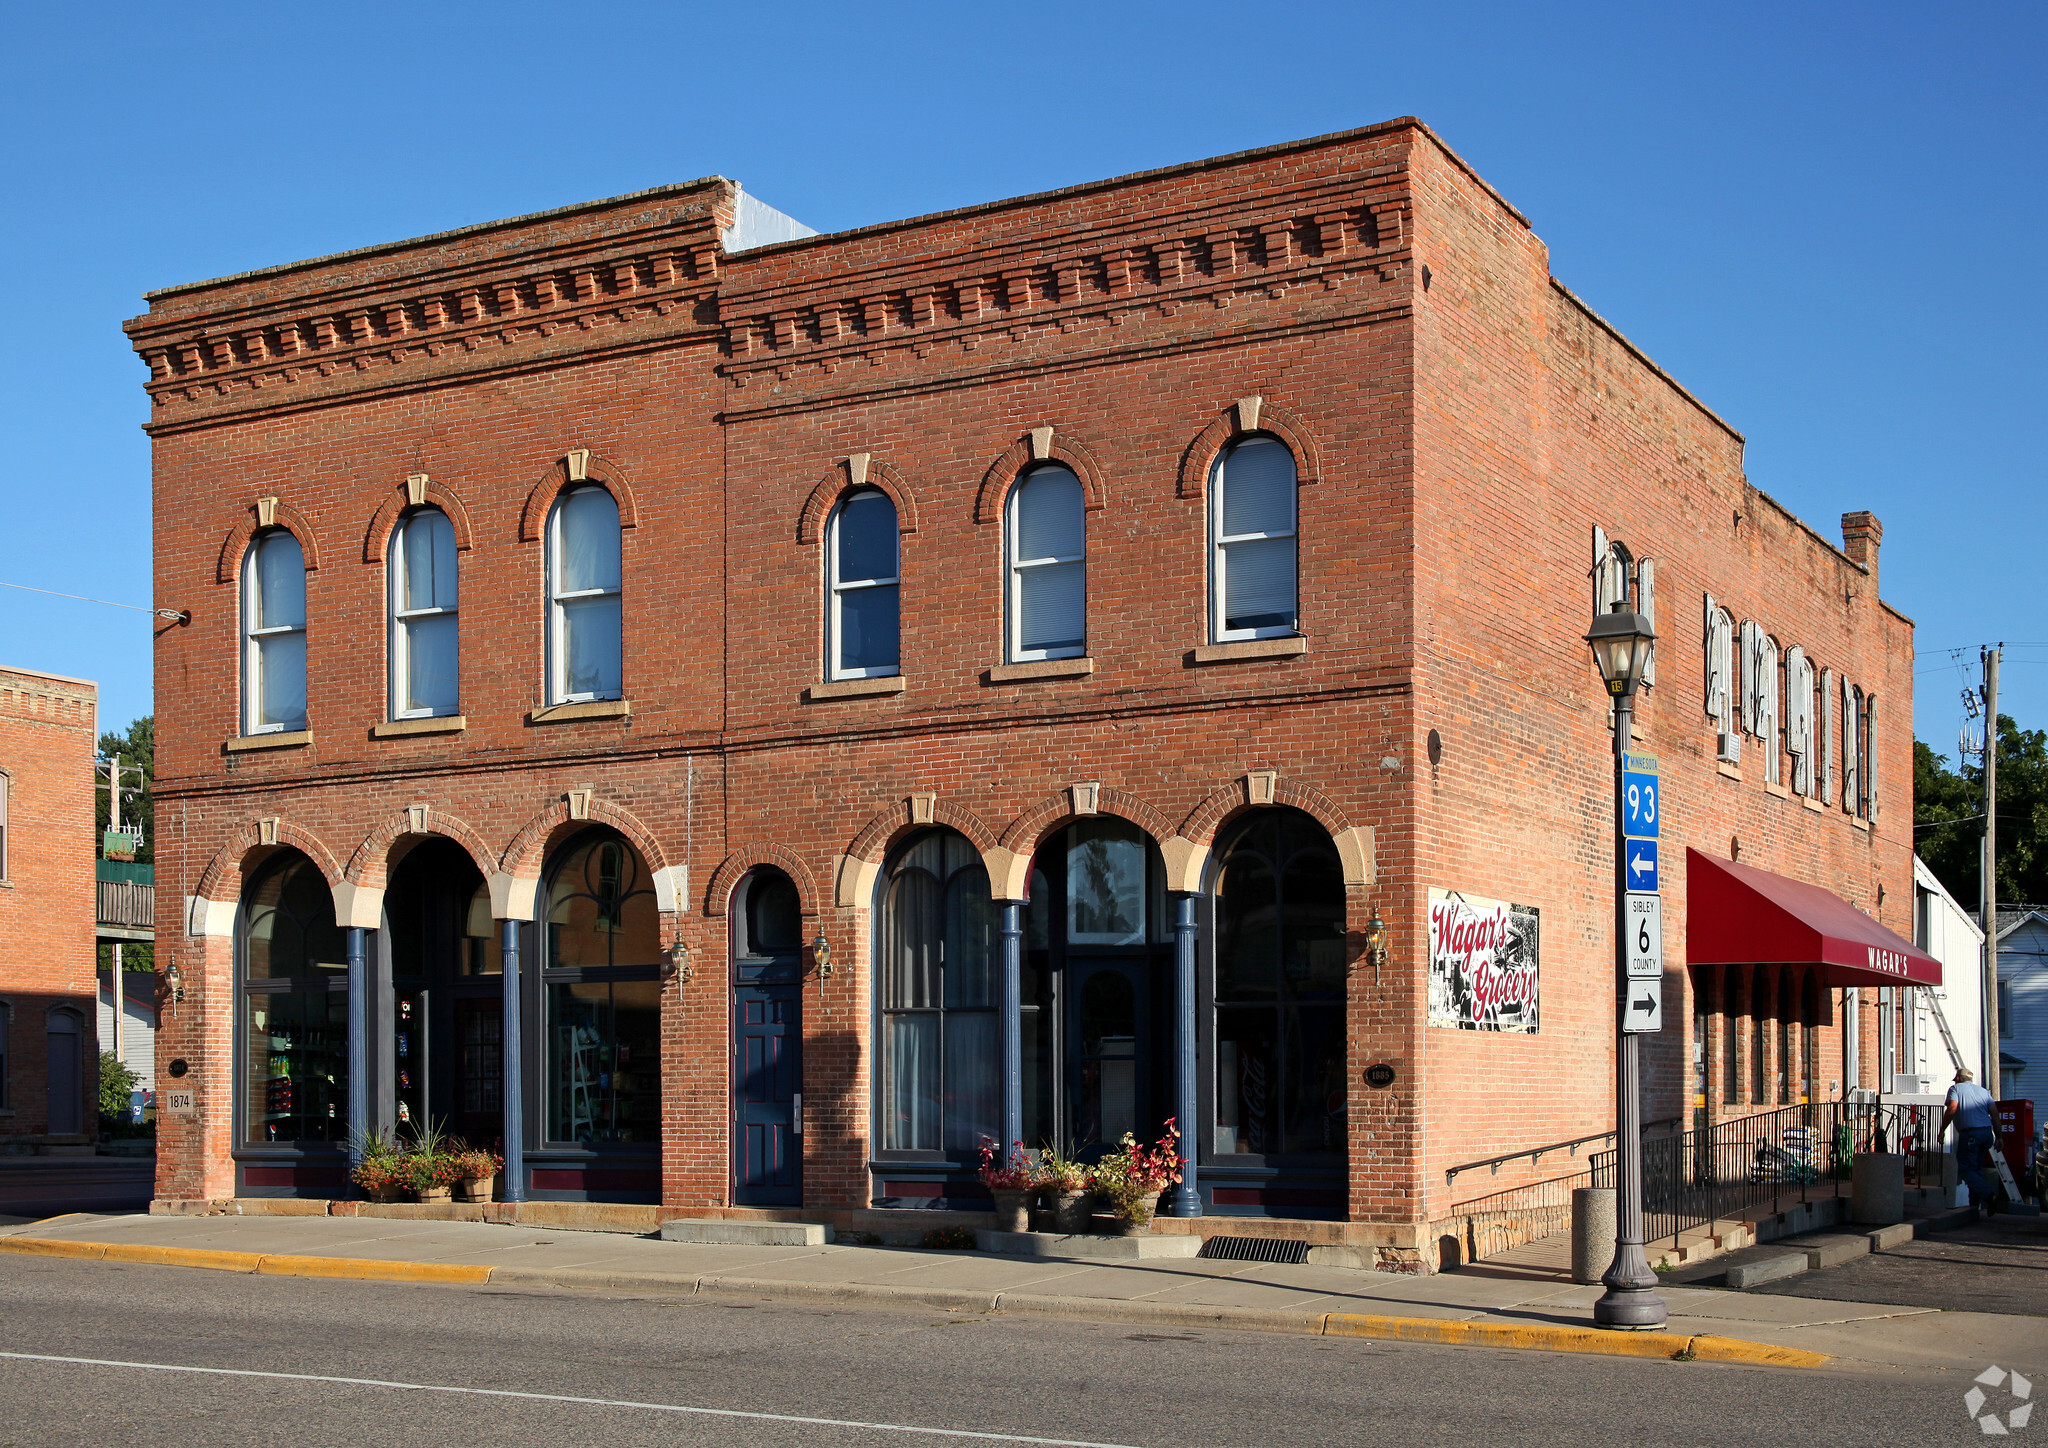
[1966, 1366, 2033, 1435]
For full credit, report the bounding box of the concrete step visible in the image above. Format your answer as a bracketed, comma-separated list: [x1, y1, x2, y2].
[1725, 1252, 1811, 1289]
[1790, 1233, 1871, 1269]
[658, 1220, 833, 1246]
[976, 1229, 1202, 1260]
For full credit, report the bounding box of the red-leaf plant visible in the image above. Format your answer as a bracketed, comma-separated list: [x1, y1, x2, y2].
[977, 1138, 1036, 1192]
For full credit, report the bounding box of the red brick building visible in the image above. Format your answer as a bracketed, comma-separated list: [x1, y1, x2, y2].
[130, 119, 1926, 1268]
[0, 666, 100, 1147]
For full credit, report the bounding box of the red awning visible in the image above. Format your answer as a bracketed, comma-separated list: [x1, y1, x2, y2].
[1685, 848, 1940, 987]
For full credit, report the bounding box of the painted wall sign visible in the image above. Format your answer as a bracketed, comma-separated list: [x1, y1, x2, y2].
[1427, 888, 1541, 1033]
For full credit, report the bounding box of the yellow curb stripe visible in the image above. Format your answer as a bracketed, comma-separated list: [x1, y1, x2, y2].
[1686, 1334, 1831, 1369]
[0, 1236, 1830, 1366]
[1322, 1313, 1690, 1359]
[254, 1253, 492, 1284]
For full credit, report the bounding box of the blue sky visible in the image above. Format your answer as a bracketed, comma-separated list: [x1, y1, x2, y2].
[1, 1, 2041, 758]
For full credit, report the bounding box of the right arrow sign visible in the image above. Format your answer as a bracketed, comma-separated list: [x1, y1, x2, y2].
[1624, 979, 1662, 1034]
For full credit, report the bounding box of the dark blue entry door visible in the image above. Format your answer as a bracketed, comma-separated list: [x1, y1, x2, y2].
[733, 982, 801, 1205]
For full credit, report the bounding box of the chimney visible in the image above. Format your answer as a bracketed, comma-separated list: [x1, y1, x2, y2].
[1841, 511, 1882, 577]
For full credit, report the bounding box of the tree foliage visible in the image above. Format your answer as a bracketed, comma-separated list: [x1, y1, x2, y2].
[1917, 714, 2048, 908]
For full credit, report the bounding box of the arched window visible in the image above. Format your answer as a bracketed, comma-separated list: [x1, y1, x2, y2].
[741, 871, 803, 961]
[1211, 808, 1345, 1159]
[1006, 465, 1086, 662]
[1209, 437, 1298, 642]
[239, 852, 347, 1146]
[542, 829, 660, 1145]
[389, 508, 459, 719]
[877, 830, 995, 1154]
[242, 529, 307, 734]
[546, 486, 623, 704]
[827, 489, 900, 679]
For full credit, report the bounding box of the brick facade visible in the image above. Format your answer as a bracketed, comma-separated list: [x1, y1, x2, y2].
[0, 666, 100, 1143]
[130, 119, 1916, 1260]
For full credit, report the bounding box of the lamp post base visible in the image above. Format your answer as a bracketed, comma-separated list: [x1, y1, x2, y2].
[1593, 1286, 1669, 1329]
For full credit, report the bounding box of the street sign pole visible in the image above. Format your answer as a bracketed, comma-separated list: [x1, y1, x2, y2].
[1598, 727, 1667, 1330]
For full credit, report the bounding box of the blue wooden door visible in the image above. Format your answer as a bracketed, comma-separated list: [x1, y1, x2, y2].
[733, 982, 801, 1205]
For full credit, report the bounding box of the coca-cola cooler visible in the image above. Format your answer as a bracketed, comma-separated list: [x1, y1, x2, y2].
[1994, 1099, 2035, 1181]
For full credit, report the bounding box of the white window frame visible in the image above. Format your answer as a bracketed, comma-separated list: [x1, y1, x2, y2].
[241, 529, 307, 735]
[826, 489, 901, 681]
[388, 508, 459, 720]
[1005, 466, 1087, 664]
[1208, 437, 1300, 644]
[545, 485, 624, 705]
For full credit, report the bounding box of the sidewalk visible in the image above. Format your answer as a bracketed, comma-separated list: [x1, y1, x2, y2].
[4, 1209, 2039, 1375]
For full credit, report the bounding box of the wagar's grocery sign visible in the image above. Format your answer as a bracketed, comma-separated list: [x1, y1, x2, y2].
[1428, 888, 1541, 1033]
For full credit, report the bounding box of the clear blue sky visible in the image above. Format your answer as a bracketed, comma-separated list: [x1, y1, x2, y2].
[2, 2, 2041, 759]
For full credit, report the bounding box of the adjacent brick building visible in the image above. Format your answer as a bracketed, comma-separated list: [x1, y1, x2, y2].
[0, 667, 100, 1146]
[130, 119, 1927, 1268]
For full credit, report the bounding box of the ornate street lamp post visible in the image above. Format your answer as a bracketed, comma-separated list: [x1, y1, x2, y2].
[1584, 599, 1668, 1330]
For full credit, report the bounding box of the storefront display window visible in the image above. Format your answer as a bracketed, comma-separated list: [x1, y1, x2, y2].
[542, 830, 661, 1145]
[239, 852, 348, 1146]
[1211, 809, 1346, 1160]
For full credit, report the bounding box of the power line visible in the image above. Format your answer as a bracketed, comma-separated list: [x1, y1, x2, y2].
[0, 580, 187, 623]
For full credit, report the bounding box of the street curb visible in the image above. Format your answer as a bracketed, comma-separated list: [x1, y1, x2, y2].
[0, 1236, 1829, 1368]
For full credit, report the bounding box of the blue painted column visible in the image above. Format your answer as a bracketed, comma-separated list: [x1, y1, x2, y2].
[999, 900, 1023, 1155]
[345, 926, 368, 1196]
[1169, 892, 1201, 1217]
[500, 919, 526, 1203]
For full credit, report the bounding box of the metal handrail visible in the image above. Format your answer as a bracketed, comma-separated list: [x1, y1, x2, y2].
[1444, 1118, 1682, 1185]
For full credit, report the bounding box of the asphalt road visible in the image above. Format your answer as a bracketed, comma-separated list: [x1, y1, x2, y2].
[0, 1255, 1993, 1447]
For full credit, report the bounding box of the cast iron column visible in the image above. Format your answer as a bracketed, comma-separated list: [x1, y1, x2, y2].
[1000, 900, 1023, 1155]
[1595, 694, 1666, 1328]
[501, 919, 526, 1203]
[345, 926, 368, 1196]
[1169, 891, 1201, 1217]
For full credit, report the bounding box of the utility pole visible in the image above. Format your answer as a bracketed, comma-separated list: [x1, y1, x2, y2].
[1982, 646, 2001, 1096]
[104, 757, 125, 1063]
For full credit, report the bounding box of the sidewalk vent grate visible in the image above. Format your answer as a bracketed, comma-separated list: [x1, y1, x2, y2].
[1198, 1236, 1309, 1264]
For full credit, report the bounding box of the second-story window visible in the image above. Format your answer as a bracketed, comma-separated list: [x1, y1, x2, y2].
[828, 489, 900, 679]
[1210, 436, 1298, 642]
[1006, 465, 1086, 662]
[390, 509, 459, 718]
[546, 485, 623, 703]
[242, 529, 307, 734]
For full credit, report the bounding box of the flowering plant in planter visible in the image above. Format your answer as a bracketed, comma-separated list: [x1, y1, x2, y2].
[1033, 1145, 1089, 1194]
[1090, 1120, 1185, 1225]
[976, 1139, 1036, 1191]
[349, 1126, 405, 1200]
[455, 1147, 504, 1183]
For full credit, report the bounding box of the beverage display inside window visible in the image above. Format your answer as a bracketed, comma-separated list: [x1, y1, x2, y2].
[1211, 809, 1346, 1158]
[243, 989, 347, 1144]
[394, 990, 423, 1129]
[240, 852, 348, 1146]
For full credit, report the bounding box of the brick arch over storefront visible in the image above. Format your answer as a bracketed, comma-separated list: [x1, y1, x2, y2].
[361, 476, 479, 564]
[986, 785, 1175, 901]
[796, 455, 921, 546]
[214, 497, 324, 584]
[517, 451, 641, 543]
[1174, 395, 1324, 501]
[833, 795, 1001, 909]
[192, 816, 346, 903]
[498, 794, 675, 893]
[342, 806, 498, 888]
[970, 428, 1109, 525]
[1174, 774, 1375, 892]
[704, 843, 823, 919]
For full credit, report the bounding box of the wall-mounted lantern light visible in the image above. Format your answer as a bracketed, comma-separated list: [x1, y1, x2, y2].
[663, 939, 693, 988]
[1363, 908, 1389, 987]
[810, 934, 833, 978]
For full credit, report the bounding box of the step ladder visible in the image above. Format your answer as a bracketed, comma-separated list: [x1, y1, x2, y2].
[1917, 986, 2027, 1204]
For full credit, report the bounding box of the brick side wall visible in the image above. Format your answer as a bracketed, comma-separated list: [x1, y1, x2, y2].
[0, 668, 100, 1139]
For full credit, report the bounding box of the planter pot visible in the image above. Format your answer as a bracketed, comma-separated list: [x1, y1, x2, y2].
[364, 1181, 403, 1204]
[990, 1188, 1030, 1234]
[417, 1186, 453, 1204]
[1049, 1189, 1092, 1235]
[457, 1176, 495, 1204]
[1108, 1191, 1163, 1235]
